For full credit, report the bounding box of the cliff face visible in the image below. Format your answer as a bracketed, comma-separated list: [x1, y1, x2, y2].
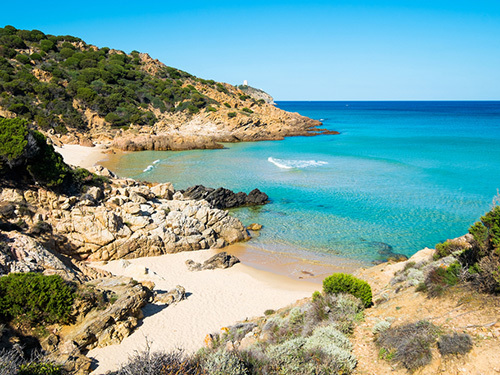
[0, 26, 336, 151]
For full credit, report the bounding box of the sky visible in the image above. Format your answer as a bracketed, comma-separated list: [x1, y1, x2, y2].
[1, 1, 500, 100]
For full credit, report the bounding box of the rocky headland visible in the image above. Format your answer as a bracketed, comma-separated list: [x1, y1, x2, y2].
[0, 26, 339, 153]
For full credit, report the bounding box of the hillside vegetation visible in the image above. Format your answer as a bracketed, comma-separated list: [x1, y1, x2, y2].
[0, 25, 327, 150]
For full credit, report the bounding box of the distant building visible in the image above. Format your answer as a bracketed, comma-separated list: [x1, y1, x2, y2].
[243, 80, 248, 86]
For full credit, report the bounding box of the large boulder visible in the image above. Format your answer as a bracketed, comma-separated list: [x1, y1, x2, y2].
[186, 251, 240, 271]
[182, 185, 268, 209]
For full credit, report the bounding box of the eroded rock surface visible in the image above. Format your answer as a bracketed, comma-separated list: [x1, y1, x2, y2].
[0, 175, 250, 263]
[186, 251, 240, 271]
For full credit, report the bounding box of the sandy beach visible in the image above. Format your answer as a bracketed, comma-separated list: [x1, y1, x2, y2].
[54, 144, 109, 169]
[87, 249, 320, 373]
[54, 141, 352, 373]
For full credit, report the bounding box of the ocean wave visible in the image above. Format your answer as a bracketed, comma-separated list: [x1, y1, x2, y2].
[143, 159, 161, 172]
[267, 157, 328, 169]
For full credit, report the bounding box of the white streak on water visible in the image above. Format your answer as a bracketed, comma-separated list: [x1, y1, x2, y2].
[267, 157, 328, 169]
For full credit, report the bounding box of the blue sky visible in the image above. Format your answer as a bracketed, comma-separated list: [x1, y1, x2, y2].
[1, 1, 499, 100]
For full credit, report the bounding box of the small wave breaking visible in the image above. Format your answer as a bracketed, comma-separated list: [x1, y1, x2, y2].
[267, 157, 328, 169]
[143, 159, 161, 172]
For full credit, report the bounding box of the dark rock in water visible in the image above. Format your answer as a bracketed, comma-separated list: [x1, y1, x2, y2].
[246, 189, 269, 205]
[368, 241, 408, 263]
[186, 251, 240, 271]
[182, 185, 268, 209]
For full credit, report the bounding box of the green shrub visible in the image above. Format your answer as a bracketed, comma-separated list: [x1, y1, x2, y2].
[424, 263, 461, 297]
[460, 206, 500, 293]
[18, 362, 63, 375]
[0, 117, 28, 165]
[228, 112, 237, 118]
[241, 107, 253, 114]
[15, 54, 31, 65]
[437, 333, 473, 356]
[224, 102, 231, 108]
[0, 273, 75, 325]
[434, 240, 466, 260]
[206, 106, 217, 112]
[26, 131, 69, 187]
[311, 291, 322, 303]
[323, 273, 373, 307]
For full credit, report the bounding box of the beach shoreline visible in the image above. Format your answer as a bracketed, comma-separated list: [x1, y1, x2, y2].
[54, 143, 111, 170]
[86, 249, 322, 373]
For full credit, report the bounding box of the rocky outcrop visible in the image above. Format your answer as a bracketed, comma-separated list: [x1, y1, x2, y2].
[238, 84, 275, 105]
[39, 277, 152, 374]
[154, 285, 186, 304]
[0, 231, 79, 280]
[182, 185, 268, 209]
[186, 251, 240, 271]
[0, 175, 250, 263]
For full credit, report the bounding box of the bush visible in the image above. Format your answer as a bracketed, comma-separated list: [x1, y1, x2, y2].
[228, 112, 237, 118]
[434, 240, 467, 260]
[224, 102, 231, 108]
[376, 320, 439, 371]
[202, 349, 248, 375]
[0, 117, 28, 167]
[111, 347, 205, 375]
[424, 263, 461, 297]
[372, 320, 392, 335]
[323, 273, 373, 307]
[0, 273, 75, 325]
[26, 131, 69, 187]
[461, 206, 500, 293]
[305, 324, 352, 351]
[241, 107, 253, 114]
[0, 349, 63, 375]
[438, 333, 473, 356]
[266, 337, 307, 373]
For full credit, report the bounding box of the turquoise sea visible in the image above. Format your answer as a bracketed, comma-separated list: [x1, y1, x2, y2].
[103, 101, 500, 265]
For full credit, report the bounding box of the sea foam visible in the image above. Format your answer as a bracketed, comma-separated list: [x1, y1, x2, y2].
[143, 160, 161, 172]
[268, 157, 328, 169]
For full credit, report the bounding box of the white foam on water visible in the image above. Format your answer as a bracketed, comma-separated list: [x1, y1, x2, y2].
[267, 157, 328, 169]
[143, 159, 162, 172]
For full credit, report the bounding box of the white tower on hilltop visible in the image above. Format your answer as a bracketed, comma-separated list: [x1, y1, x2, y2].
[243, 80, 248, 86]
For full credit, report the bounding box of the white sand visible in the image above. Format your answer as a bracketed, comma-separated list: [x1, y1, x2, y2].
[54, 144, 108, 169]
[87, 249, 320, 374]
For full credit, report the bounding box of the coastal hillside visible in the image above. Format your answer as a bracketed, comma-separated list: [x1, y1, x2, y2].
[0, 25, 334, 151]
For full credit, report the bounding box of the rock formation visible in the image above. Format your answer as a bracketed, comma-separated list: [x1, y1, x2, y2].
[185, 251, 240, 271]
[182, 185, 269, 209]
[0, 173, 251, 265]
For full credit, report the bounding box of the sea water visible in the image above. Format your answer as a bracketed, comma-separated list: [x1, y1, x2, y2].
[102, 101, 500, 264]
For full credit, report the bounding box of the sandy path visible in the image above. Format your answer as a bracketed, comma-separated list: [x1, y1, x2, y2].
[87, 249, 320, 374]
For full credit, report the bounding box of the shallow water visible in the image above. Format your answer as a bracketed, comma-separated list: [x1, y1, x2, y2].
[102, 101, 500, 264]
